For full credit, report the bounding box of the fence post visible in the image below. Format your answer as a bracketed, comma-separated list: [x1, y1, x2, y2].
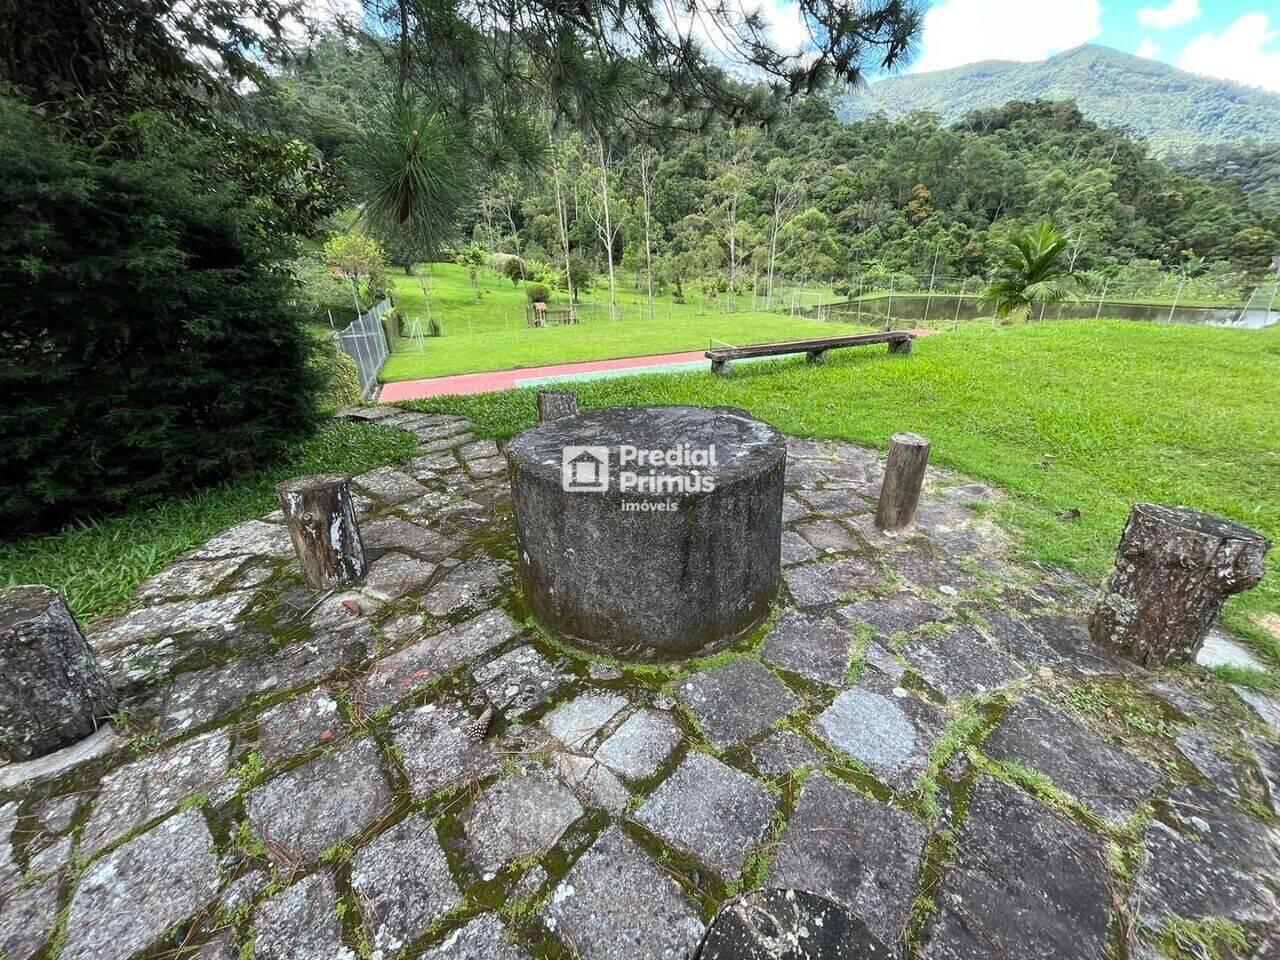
[1095, 279, 1109, 320]
[1166, 280, 1185, 324]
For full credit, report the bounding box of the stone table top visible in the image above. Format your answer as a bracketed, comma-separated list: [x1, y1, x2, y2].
[1, 404, 1277, 960]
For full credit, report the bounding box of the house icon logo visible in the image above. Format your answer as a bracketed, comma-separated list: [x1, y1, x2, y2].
[562, 446, 609, 492]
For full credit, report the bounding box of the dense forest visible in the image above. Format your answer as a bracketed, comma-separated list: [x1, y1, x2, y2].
[256, 38, 1279, 304]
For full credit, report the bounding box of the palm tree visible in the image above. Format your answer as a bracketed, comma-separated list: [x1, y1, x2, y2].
[979, 221, 1082, 323]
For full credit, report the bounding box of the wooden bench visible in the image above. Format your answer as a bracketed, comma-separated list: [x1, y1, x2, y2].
[705, 331, 915, 375]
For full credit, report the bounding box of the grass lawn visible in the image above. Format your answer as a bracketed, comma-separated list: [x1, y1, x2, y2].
[410, 319, 1280, 679]
[0, 423, 419, 623]
[380, 262, 863, 381]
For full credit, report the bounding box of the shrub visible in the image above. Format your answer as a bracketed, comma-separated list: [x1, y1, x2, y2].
[525, 282, 552, 303]
[381, 307, 401, 341]
[428, 317, 443, 337]
[0, 98, 322, 533]
[502, 257, 525, 286]
[312, 340, 362, 412]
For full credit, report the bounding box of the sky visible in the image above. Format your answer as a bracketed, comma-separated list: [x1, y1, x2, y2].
[873, 0, 1280, 92]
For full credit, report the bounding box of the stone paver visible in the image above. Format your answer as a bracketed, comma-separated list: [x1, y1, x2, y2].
[422, 558, 511, 618]
[593, 708, 684, 781]
[900, 624, 1028, 699]
[784, 556, 883, 607]
[815, 677, 947, 791]
[924, 778, 1111, 960]
[253, 870, 352, 960]
[350, 814, 461, 954]
[390, 700, 501, 795]
[771, 773, 926, 944]
[542, 692, 629, 751]
[0, 872, 61, 960]
[256, 688, 347, 763]
[246, 737, 392, 864]
[463, 773, 583, 872]
[544, 827, 704, 960]
[837, 592, 945, 639]
[61, 810, 219, 960]
[983, 696, 1161, 822]
[473, 645, 570, 717]
[1165, 785, 1280, 879]
[421, 914, 530, 959]
[633, 752, 775, 878]
[761, 609, 853, 686]
[750, 729, 822, 776]
[677, 659, 801, 749]
[361, 551, 438, 600]
[549, 750, 631, 815]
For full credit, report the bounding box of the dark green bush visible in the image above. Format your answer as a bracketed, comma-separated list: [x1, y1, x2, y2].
[0, 99, 322, 533]
[525, 282, 552, 303]
[314, 343, 363, 412]
[428, 317, 444, 337]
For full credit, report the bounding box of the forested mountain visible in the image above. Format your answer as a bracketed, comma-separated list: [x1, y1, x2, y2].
[830, 45, 1280, 154]
[252, 39, 1279, 296]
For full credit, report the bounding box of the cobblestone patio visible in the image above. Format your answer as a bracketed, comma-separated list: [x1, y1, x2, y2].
[2, 405, 1279, 960]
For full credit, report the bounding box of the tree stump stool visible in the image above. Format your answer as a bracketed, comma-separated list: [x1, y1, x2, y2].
[1089, 503, 1271, 667]
[0, 586, 116, 762]
[537, 389, 579, 422]
[276, 474, 366, 590]
[876, 433, 931, 531]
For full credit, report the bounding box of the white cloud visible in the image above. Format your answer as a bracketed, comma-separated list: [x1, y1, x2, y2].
[1179, 12, 1280, 93]
[753, 0, 812, 56]
[1136, 37, 1160, 58]
[911, 0, 1102, 73]
[1137, 0, 1202, 30]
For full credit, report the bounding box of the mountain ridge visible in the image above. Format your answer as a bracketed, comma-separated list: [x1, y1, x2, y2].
[829, 44, 1280, 153]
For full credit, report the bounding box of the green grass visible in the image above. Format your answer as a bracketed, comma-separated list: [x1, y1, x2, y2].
[380, 262, 864, 381]
[0, 422, 419, 623]
[409, 319, 1280, 673]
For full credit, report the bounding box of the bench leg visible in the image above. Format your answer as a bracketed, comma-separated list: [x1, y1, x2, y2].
[711, 359, 732, 377]
[806, 349, 827, 365]
[888, 338, 913, 355]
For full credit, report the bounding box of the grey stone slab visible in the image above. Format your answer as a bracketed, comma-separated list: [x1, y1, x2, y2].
[1131, 820, 1278, 928]
[0, 872, 60, 960]
[350, 814, 461, 955]
[354, 466, 427, 504]
[900, 624, 1028, 700]
[750, 729, 822, 776]
[421, 913, 530, 959]
[133, 554, 247, 603]
[940, 484, 995, 504]
[1197, 627, 1267, 671]
[473, 645, 571, 718]
[795, 487, 871, 517]
[633, 752, 775, 879]
[815, 682, 946, 791]
[781, 530, 820, 566]
[771, 773, 926, 944]
[1146, 680, 1216, 720]
[459, 439, 501, 461]
[549, 750, 630, 815]
[543, 827, 703, 960]
[836, 592, 945, 640]
[924, 778, 1111, 960]
[0, 723, 124, 792]
[677, 659, 801, 749]
[542, 692, 629, 752]
[784, 557, 883, 607]
[466, 456, 507, 479]
[793, 519, 864, 554]
[463, 773, 583, 872]
[246, 737, 392, 865]
[362, 517, 460, 561]
[256, 688, 347, 763]
[781, 494, 811, 523]
[974, 607, 1065, 670]
[700, 888, 892, 960]
[761, 610, 853, 686]
[1234, 686, 1280, 732]
[862, 641, 907, 680]
[1175, 729, 1247, 800]
[90, 590, 256, 652]
[252, 870, 350, 960]
[593, 709, 684, 781]
[362, 551, 438, 601]
[1024, 611, 1141, 677]
[390, 701, 501, 795]
[359, 609, 522, 710]
[1166, 785, 1280, 880]
[35, 793, 85, 836]
[61, 810, 219, 960]
[422, 558, 512, 618]
[983, 696, 1161, 822]
[886, 547, 981, 594]
[188, 520, 294, 561]
[81, 729, 231, 857]
[1250, 734, 1280, 816]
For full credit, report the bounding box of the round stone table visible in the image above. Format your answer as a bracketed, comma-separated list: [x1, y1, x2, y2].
[506, 406, 786, 661]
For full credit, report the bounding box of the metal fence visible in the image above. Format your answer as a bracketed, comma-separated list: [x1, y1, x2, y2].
[333, 298, 392, 399]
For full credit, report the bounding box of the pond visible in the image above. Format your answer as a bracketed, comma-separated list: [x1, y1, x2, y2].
[816, 295, 1279, 330]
